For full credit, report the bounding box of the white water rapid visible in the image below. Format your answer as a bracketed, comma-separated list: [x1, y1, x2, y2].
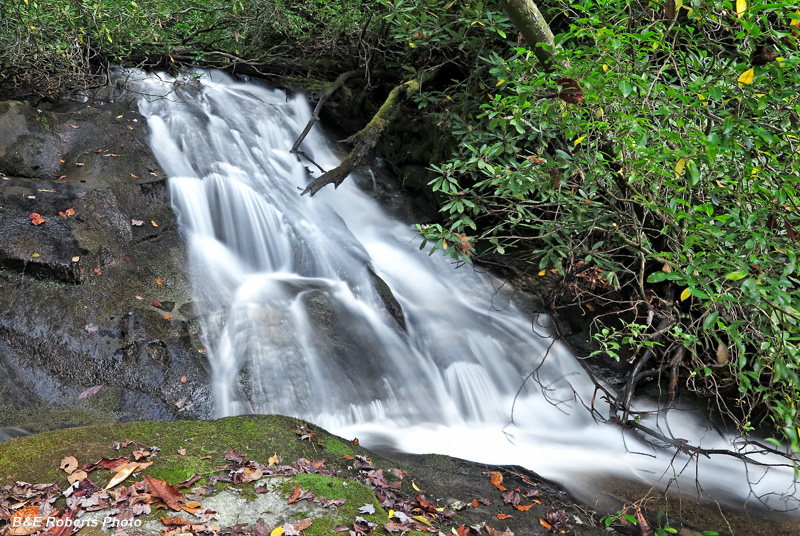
[119, 69, 799, 518]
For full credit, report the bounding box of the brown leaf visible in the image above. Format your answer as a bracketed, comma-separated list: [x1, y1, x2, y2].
[7, 506, 46, 535]
[161, 517, 192, 526]
[320, 498, 346, 509]
[60, 456, 79, 474]
[224, 448, 244, 463]
[482, 471, 506, 491]
[176, 474, 202, 488]
[252, 519, 270, 536]
[556, 78, 585, 104]
[284, 518, 312, 535]
[286, 485, 313, 504]
[268, 452, 280, 466]
[39, 509, 77, 536]
[497, 514, 513, 520]
[501, 489, 521, 507]
[29, 213, 46, 226]
[485, 526, 514, 536]
[105, 462, 140, 490]
[514, 504, 532, 511]
[143, 475, 186, 510]
[77, 385, 103, 399]
[69, 124, 79, 128]
[539, 519, 552, 531]
[67, 470, 88, 485]
[65, 208, 75, 216]
[92, 456, 130, 472]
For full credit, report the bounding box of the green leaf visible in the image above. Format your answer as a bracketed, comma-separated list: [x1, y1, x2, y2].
[619, 81, 633, 98]
[725, 271, 748, 280]
[647, 272, 669, 283]
[703, 312, 719, 330]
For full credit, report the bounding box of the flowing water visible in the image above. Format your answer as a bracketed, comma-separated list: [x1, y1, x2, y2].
[118, 69, 799, 517]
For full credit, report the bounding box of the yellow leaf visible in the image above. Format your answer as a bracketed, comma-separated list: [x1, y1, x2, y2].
[72, 256, 80, 262]
[105, 462, 140, 490]
[389, 509, 394, 519]
[751, 167, 760, 176]
[680, 287, 692, 301]
[24, 0, 28, 4]
[496, 79, 505, 87]
[574, 135, 586, 146]
[736, 0, 746, 18]
[32, 253, 40, 258]
[443, 240, 448, 250]
[602, 64, 608, 72]
[412, 516, 432, 526]
[595, 107, 604, 119]
[270, 527, 284, 536]
[674, 157, 686, 177]
[538, 270, 546, 276]
[445, 1, 455, 8]
[412, 481, 421, 491]
[738, 68, 755, 86]
[268, 452, 280, 466]
[792, 11, 800, 27]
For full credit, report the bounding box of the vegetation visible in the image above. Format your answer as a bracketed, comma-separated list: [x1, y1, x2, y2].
[2, 0, 799, 520]
[396, 1, 800, 459]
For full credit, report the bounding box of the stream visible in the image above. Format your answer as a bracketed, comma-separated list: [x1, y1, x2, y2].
[117, 69, 799, 518]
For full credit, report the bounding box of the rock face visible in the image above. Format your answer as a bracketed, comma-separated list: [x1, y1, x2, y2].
[0, 92, 213, 431]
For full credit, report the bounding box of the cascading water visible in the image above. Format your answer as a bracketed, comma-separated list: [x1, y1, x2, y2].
[118, 69, 799, 517]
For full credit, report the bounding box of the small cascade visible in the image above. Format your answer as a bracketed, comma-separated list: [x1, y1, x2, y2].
[117, 69, 799, 517]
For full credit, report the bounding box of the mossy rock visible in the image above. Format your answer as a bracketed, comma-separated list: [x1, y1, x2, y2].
[0, 415, 611, 536]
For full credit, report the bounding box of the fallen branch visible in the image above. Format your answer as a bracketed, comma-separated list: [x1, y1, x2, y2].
[301, 76, 423, 196]
[291, 70, 360, 153]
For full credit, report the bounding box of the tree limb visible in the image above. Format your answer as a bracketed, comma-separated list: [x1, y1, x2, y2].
[300, 76, 423, 196]
[498, 0, 569, 70]
[292, 70, 360, 153]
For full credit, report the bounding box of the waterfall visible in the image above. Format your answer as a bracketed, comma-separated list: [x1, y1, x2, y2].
[118, 69, 799, 517]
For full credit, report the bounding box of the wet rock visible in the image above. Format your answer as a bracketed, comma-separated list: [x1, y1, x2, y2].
[0, 94, 213, 432]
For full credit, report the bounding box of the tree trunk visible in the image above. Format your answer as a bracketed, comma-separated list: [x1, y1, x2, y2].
[499, 0, 568, 70]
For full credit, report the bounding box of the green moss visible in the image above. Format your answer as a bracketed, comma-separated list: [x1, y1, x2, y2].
[280, 474, 387, 536]
[35, 111, 52, 131]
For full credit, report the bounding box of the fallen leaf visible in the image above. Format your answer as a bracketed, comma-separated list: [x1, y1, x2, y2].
[7, 506, 44, 535]
[164, 315, 172, 320]
[283, 518, 311, 535]
[497, 513, 513, 520]
[65, 208, 75, 216]
[143, 475, 186, 510]
[60, 456, 79, 474]
[412, 481, 421, 492]
[116, 114, 124, 119]
[32, 253, 40, 258]
[105, 462, 140, 490]
[320, 498, 346, 509]
[358, 503, 376, 515]
[71, 256, 80, 262]
[268, 452, 280, 466]
[132, 219, 144, 226]
[69, 124, 79, 128]
[157, 279, 164, 285]
[181, 376, 187, 384]
[29, 213, 46, 225]
[514, 504, 532, 511]
[131, 174, 138, 178]
[287, 485, 314, 504]
[270, 527, 284, 536]
[161, 517, 191, 526]
[539, 518, 552, 530]
[67, 470, 88, 485]
[151, 220, 159, 227]
[59, 212, 67, 218]
[483, 471, 506, 491]
[37, 188, 55, 192]
[252, 519, 270, 536]
[485, 526, 514, 536]
[77, 385, 104, 399]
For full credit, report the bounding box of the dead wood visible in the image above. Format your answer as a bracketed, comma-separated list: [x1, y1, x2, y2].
[300, 77, 422, 197]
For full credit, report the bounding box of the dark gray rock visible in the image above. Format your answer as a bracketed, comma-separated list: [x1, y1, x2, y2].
[0, 94, 213, 432]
